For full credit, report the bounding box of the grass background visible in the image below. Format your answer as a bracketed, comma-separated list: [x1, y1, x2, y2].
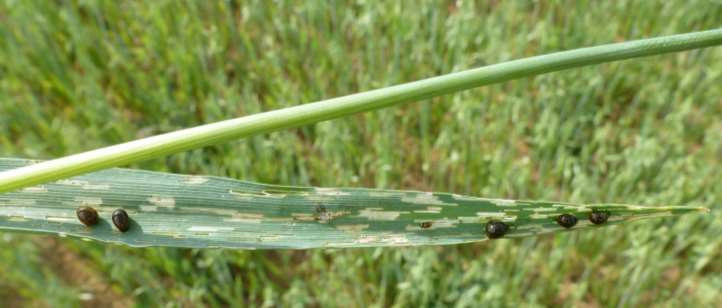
[1, 0, 721, 306]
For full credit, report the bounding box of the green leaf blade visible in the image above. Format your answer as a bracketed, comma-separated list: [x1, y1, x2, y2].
[0, 158, 707, 249]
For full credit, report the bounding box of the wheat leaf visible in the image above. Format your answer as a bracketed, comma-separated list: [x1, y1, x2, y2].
[0, 158, 707, 249]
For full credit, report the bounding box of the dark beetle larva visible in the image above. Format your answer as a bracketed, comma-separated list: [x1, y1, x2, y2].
[485, 221, 509, 239]
[112, 209, 131, 232]
[556, 214, 578, 229]
[589, 211, 610, 225]
[419, 221, 433, 229]
[76, 206, 99, 227]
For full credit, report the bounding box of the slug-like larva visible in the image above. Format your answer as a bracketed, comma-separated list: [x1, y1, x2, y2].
[589, 211, 609, 225]
[556, 214, 578, 229]
[76, 206, 99, 227]
[485, 221, 509, 239]
[112, 209, 131, 232]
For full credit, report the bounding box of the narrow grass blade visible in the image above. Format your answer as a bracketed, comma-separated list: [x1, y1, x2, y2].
[0, 158, 707, 249]
[0, 29, 721, 193]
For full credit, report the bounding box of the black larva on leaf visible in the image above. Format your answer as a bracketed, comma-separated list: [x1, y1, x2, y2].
[76, 206, 99, 227]
[112, 209, 131, 232]
[589, 210, 610, 225]
[315, 205, 331, 222]
[485, 221, 509, 239]
[420, 221, 433, 229]
[556, 214, 578, 229]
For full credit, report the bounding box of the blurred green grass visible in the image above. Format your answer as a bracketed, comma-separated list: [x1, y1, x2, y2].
[0, 0, 721, 306]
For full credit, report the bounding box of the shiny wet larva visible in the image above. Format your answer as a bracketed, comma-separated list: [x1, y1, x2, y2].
[112, 209, 131, 232]
[589, 211, 610, 225]
[556, 214, 578, 229]
[76, 206, 99, 227]
[485, 221, 509, 239]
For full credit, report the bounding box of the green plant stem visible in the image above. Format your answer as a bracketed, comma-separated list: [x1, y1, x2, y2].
[1, 29, 721, 193]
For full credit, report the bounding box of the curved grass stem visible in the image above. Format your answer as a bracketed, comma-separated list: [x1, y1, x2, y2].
[1, 28, 721, 193]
